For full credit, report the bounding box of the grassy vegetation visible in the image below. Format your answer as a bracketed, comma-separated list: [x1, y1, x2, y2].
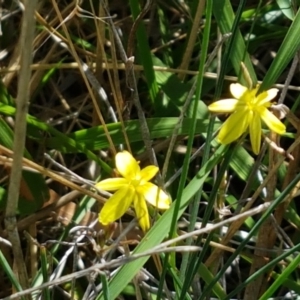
[1, 0, 300, 299]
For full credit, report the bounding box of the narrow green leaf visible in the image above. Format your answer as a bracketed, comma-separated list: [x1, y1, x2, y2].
[259, 252, 300, 300]
[260, 7, 300, 91]
[0, 250, 24, 297]
[212, 0, 257, 85]
[128, 0, 159, 104]
[46, 118, 220, 152]
[40, 246, 51, 300]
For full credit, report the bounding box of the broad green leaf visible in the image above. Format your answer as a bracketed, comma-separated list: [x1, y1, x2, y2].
[276, 0, 295, 20]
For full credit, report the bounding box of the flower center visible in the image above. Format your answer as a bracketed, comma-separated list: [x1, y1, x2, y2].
[243, 90, 259, 111]
[247, 101, 255, 111]
[130, 175, 142, 187]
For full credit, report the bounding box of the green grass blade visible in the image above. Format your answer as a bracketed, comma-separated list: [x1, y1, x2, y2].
[212, 0, 257, 85]
[259, 252, 300, 300]
[0, 250, 24, 297]
[259, 7, 300, 91]
[225, 243, 300, 299]
[46, 118, 219, 152]
[40, 246, 51, 300]
[128, 0, 159, 104]
[178, 0, 213, 286]
[197, 263, 227, 299]
[100, 273, 110, 300]
[180, 144, 235, 298]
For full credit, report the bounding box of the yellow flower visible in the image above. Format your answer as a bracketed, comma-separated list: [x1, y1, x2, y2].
[208, 83, 286, 154]
[96, 150, 171, 232]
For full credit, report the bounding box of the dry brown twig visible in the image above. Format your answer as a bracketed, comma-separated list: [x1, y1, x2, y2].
[4, 0, 38, 297]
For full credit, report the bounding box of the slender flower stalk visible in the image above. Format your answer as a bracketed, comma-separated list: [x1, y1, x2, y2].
[96, 151, 171, 232]
[208, 83, 286, 154]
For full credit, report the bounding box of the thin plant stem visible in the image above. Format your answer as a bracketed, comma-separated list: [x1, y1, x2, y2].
[4, 0, 38, 297]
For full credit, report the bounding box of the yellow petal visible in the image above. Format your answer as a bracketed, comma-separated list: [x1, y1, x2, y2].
[217, 109, 250, 144]
[256, 88, 279, 105]
[96, 178, 128, 191]
[208, 99, 238, 113]
[259, 107, 286, 135]
[138, 182, 171, 209]
[230, 83, 248, 99]
[140, 165, 158, 183]
[115, 151, 140, 180]
[249, 112, 262, 154]
[99, 185, 134, 225]
[133, 193, 150, 232]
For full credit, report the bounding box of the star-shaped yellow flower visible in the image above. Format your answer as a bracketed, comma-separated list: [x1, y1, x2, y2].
[208, 83, 286, 154]
[96, 151, 171, 232]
